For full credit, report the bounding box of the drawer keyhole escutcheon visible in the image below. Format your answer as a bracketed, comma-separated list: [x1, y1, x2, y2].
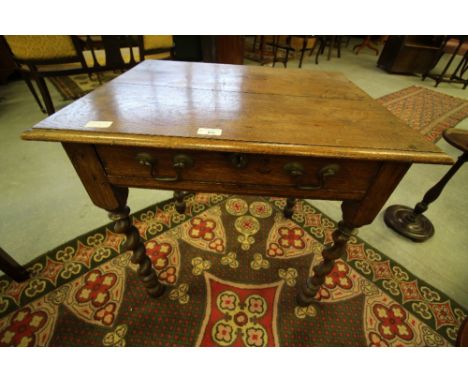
[229, 153, 248, 169]
[136, 152, 194, 182]
[284, 162, 340, 190]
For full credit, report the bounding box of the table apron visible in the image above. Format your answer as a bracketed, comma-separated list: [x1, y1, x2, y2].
[95, 145, 382, 199]
[106, 175, 368, 200]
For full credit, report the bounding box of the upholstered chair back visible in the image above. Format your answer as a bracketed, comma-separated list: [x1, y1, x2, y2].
[143, 35, 174, 50]
[5, 35, 78, 61]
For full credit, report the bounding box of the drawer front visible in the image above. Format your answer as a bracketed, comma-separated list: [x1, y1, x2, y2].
[96, 145, 381, 198]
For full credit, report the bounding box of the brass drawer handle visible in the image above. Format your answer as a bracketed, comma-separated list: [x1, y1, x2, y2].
[284, 162, 340, 190]
[136, 153, 194, 182]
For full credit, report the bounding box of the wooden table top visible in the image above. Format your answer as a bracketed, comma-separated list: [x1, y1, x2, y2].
[22, 60, 452, 164]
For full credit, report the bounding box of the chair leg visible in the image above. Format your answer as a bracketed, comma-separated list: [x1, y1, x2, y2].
[435, 40, 463, 87]
[308, 37, 318, 57]
[23, 76, 46, 113]
[35, 77, 55, 115]
[345, 36, 351, 47]
[252, 36, 257, 52]
[257, 36, 265, 64]
[315, 38, 324, 64]
[298, 37, 307, 68]
[272, 36, 278, 67]
[462, 57, 468, 89]
[450, 51, 468, 81]
[422, 42, 446, 82]
[320, 40, 326, 54]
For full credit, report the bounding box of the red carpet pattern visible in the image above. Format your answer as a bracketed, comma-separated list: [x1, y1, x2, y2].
[377, 85, 468, 142]
[0, 194, 466, 346]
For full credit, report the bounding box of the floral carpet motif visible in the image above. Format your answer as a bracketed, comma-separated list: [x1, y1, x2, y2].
[0, 194, 466, 346]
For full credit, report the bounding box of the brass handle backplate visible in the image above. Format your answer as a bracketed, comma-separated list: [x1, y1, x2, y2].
[136, 152, 194, 182]
[284, 162, 340, 190]
[136, 152, 154, 167]
[229, 153, 249, 169]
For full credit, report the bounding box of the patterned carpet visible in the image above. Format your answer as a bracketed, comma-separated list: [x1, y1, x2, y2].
[0, 194, 465, 346]
[377, 85, 468, 142]
[50, 72, 468, 144]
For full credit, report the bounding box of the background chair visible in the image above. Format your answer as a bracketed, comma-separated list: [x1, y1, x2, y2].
[2, 35, 176, 115]
[2, 35, 94, 115]
[81, 35, 138, 72]
[244, 36, 276, 66]
[422, 36, 468, 89]
[85, 35, 174, 78]
[268, 36, 316, 68]
[137, 35, 174, 61]
[311, 36, 342, 64]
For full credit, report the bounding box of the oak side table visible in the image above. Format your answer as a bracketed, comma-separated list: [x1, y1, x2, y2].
[22, 60, 452, 306]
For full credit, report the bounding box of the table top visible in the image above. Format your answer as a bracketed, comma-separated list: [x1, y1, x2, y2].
[22, 60, 452, 164]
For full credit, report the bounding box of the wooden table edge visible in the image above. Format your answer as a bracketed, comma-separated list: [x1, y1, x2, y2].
[21, 128, 454, 165]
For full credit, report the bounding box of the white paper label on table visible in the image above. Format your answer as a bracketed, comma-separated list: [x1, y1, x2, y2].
[197, 128, 222, 136]
[84, 121, 113, 129]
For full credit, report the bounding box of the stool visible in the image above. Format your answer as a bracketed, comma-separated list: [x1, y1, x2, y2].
[384, 128, 467, 242]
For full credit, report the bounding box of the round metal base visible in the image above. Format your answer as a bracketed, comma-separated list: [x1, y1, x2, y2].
[384, 205, 435, 242]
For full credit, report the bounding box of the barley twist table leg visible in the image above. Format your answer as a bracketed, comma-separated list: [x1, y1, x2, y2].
[284, 197, 296, 219]
[109, 206, 165, 298]
[174, 191, 187, 214]
[297, 220, 355, 306]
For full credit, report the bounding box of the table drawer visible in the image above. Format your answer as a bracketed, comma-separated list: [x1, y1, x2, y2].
[96, 145, 381, 197]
